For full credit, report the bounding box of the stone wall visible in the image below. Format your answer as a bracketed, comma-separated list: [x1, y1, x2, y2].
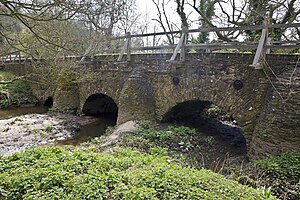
[249, 56, 300, 159]
[1, 61, 55, 104]
[123, 53, 267, 146]
[2, 53, 299, 159]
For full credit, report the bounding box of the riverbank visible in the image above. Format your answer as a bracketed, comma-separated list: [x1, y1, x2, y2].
[0, 113, 100, 155]
[0, 113, 298, 199]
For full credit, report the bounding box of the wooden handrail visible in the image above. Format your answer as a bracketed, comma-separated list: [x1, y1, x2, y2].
[112, 21, 299, 64]
[1, 22, 299, 65]
[113, 23, 300, 40]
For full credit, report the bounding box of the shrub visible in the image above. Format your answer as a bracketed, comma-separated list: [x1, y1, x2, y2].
[134, 124, 196, 141]
[0, 146, 275, 199]
[226, 151, 300, 200]
[254, 152, 300, 199]
[0, 71, 36, 108]
[255, 151, 300, 182]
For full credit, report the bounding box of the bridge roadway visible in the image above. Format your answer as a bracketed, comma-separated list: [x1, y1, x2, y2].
[1, 52, 300, 159]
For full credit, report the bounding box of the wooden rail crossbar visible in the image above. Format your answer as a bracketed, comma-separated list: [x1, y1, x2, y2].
[115, 21, 300, 66]
[0, 51, 33, 64]
[1, 22, 299, 66]
[113, 23, 300, 39]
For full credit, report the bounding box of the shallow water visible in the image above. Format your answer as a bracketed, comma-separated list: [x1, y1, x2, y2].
[56, 117, 115, 146]
[167, 117, 248, 168]
[0, 106, 115, 146]
[0, 106, 48, 120]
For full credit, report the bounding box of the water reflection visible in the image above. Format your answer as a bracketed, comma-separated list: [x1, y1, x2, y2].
[0, 106, 115, 146]
[56, 117, 115, 146]
[0, 106, 48, 120]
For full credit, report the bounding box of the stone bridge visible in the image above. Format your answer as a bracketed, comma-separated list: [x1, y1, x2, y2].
[2, 53, 300, 159]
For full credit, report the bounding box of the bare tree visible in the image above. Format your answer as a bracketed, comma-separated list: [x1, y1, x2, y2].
[216, 0, 300, 41]
[151, 0, 179, 45]
[0, 0, 139, 57]
[0, 0, 139, 90]
[170, 0, 300, 42]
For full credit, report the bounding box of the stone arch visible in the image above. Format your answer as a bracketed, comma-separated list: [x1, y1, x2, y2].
[153, 65, 263, 152]
[82, 93, 118, 123]
[162, 100, 210, 122]
[161, 99, 247, 153]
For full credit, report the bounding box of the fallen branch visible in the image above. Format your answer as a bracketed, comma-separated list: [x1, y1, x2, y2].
[0, 75, 31, 84]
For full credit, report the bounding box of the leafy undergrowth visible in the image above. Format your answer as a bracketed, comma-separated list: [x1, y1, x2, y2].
[0, 71, 37, 108]
[116, 121, 246, 169]
[0, 146, 275, 200]
[112, 122, 299, 199]
[226, 152, 300, 200]
[255, 152, 300, 199]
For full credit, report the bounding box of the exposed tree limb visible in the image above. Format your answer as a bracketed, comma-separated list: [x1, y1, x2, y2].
[189, 0, 231, 42]
[0, 75, 30, 84]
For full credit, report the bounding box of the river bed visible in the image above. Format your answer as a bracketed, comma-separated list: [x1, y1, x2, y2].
[0, 106, 115, 155]
[0, 106, 48, 119]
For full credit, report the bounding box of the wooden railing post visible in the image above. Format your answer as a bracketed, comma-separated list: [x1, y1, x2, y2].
[169, 26, 188, 62]
[251, 18, 269, 69]
[126, 32, 131, 61]
[266, 37, 271, 54]
[180, 26, 187, 61]
[205, 41, 211, 53]
[117, 32, 131, 62]
[18, 51, 21, 63]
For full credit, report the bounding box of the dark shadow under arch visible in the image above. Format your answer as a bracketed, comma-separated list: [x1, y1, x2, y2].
[82, 93, 118, 123]
[44, 96, 53, 107]
[162, 100, 210, 123]
[161, 100, 247, 159]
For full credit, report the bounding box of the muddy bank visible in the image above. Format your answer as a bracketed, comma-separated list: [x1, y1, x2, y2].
[0, 113, 99, 156]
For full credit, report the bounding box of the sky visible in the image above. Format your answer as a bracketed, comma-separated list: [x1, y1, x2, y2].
[135, 0, 221, 33]
[135, 0, 239, 30]
[134, 1, 207, 46]
[136, 0, 187, 30]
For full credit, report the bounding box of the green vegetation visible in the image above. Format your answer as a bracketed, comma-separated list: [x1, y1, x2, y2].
[255, 152, 300, 181]
[118, 122, 221, 168]
[0, 71, 37, 108]
[254, 152, 300, 199]
[0, 146, 275, 199]
[134, 121, 196, 141]
[227, 152, 300, 200]
[114, 122, 300, 199]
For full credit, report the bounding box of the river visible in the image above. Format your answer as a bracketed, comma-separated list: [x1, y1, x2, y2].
[1, 106, 247, 167]
[0, 106, 115, 153]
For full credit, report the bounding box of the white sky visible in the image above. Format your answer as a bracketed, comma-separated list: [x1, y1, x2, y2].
[135, 0, 240, 31]
[133, 1, 247, 44]
[133, 1, 202, 46]
[136, 0, 192, 30]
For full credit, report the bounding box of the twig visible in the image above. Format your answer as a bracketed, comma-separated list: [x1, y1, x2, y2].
[289, 55, 299, 85]
[263, 58, 287, 88]
[0, 75, 31, 84]
[262, 67, 285, 101]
